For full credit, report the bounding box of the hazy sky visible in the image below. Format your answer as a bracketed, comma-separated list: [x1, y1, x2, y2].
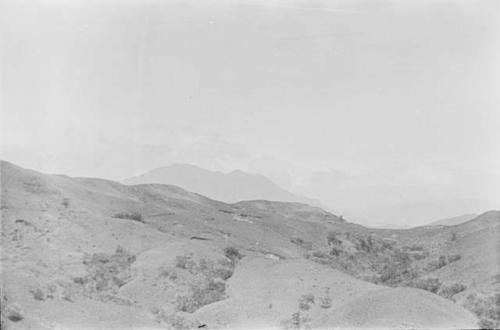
[1, 0, 499, 225]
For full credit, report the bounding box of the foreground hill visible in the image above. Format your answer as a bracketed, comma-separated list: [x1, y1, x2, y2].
[0, 161, 483, 329]
[123, 163, 319, 206]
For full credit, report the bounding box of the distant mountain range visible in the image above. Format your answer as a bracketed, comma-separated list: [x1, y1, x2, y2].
[123, 163, 320, 206]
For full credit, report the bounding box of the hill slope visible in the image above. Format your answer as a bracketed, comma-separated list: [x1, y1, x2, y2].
[123, 163, 319, 205]
[424, 213, 478, 226]
[0, 161, 481, 329]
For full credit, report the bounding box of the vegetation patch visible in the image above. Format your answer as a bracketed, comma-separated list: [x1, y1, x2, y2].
[298, 293, 315, 311]
[224, 246, 242, 263]
[290, 237, 313, 250]
[281, 311, 311, 330]
[463, 293, 500, 329]
[409, 277, 442, 293]
[438, 283, 467, 300]
[173, 255, 236, 313]
[78, 246, 136, 300]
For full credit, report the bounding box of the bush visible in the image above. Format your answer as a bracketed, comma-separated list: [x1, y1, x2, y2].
[463, 293, 500, 330]
[175, 256, 195, 271]
[172, 256, 236, 313]
[159, 267, 178, 281]
[330, 246, 343, 256]
[157, 312, 195, 330]
[407, 244, 425, 252]
[176, 279, 226, 313]
[319, 287, 332, 309]
[290, 237, 313, 250]
[281, 311, 311, 330]
[82, 246, 136, 296]
[113, 212, 144, 223]
[357, 236, 374, 253]
[298, 293, 315, 311]
[412, 277, 442, 293]
[438, 283, 467, 299]
[426, 255, 447, 272]
[30, 288, 46, 301]
[447, 254, 461, 263]
[377, 250, 416, 285]
[326, 231, 342, 246]
[224, 247, 242, 262]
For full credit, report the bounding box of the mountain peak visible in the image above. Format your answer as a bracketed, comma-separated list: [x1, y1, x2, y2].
[123, 164, 318, 205]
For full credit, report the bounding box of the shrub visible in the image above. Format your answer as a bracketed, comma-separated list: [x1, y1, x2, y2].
[438, 283, 467, 299]
[212, 266, 233, 281]
[172, 256, 236, 313]
[175, 256, 194, 270]
[61, 198, 70, 208]
[159, 312, 195, 330]
[381, 239, 396, 250]
[224, 247, 242, 262]
[319, 288, 332, 309]
[426, 255, 447, 272]
[113, 212, 144, 223]
[159, 267, 178, 281]
[326, 231, 342, 246]
[412, 277, 442, 293]
[463, 293, 500, 330]
[332, 246, 345, 256]
[407, 244, 425, 252]
[82, 246, 136, 296]
[176, 279, 226, 313]
[377, 250, 416, 285]
[290, 237, 313, 250]
[7, 311, 23, 322]
[357, 236, 374, 253]
[30, 288, 46, 301]
[281, 311, 311, 330]
[298, 293, 315, 311]
[447, 254, 461, 263]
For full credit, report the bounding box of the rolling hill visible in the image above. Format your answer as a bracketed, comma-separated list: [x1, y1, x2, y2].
[1, 160, 496, 329]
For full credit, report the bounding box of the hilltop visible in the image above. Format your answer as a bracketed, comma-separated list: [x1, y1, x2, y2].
[1, 160, 495, 329]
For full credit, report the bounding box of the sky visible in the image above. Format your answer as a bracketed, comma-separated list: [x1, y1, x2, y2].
[1, 0, 499, 225]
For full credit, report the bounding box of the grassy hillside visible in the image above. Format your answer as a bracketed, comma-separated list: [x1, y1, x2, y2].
[0, 160, 491, 329]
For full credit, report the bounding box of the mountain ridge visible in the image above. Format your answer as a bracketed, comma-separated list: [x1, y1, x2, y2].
[123, 163, 322, 206]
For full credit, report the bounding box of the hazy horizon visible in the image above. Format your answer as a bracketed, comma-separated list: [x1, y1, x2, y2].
[1, 0, 499, 225]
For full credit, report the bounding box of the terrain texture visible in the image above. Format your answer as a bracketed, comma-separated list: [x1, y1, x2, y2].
[1, 161, 498, 329]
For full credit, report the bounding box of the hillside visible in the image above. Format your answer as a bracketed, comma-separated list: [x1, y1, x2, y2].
[424, 213, 478, 227]
[0, 161, 487, 329]
[123, 164, 319, 206]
